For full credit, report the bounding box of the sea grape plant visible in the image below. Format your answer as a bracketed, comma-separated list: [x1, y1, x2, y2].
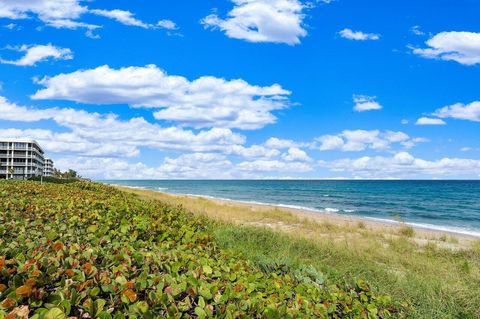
[0, 181, 405, 318]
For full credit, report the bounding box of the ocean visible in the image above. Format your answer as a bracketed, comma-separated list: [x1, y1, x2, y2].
[103, 180, 480, 237]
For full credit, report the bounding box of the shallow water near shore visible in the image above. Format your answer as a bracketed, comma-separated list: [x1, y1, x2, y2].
[102, 180, 480, 237]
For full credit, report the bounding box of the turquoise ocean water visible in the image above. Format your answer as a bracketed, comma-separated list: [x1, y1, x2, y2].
[103, 180, 480, 237]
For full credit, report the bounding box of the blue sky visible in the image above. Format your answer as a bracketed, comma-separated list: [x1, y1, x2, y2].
[0, 0, 479, 179]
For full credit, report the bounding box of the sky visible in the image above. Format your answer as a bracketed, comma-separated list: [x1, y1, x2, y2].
[0, 0, 479, 180]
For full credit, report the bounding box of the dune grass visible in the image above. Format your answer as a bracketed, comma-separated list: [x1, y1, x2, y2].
[122, 187, 480, 319]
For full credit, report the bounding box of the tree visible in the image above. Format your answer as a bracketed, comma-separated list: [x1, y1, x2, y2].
[52, 168, 80, 180]
[53, 168, 62, 178]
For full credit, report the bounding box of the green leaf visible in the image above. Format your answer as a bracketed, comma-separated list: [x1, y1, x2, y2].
[194, 307, 206, 319]
[137, 301, 149, 313]
[202, 265, 213, 275]
[97, 312, 113, 319]
[44, 308, 66, 319]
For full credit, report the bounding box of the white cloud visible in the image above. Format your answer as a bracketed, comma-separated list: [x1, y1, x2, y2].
[0, 0, 100, 36]
[32, 64, 291, 130]
[0, 96, 316, 179]
[157, 19, 177, 30]
[44, 17, 99, 30]
[316, 135, 344, 151]
[412, 31, 480, 65]
[237, 159, 312, 173]
[339, 28, 380, 41]
[89, 9, 177, 30]
[201, 0, 308, 45]
[0, 96, 247, 158]
[0, 0, 87, 21]
[0, 95, 314, 179]
[0, 128, 140, 158]
[461, 147, 472, 152]
[315, 130, 424, 152]
[411, 25, 425, 36]
[89, 9, 150, 28]
[229, 145, 280, 158]
[320, 152, 480, 179]
[0, 1, 176, 36]
[415, 117, 446, 125]
[433, 101, 480, 122]
[0, 44, 72, 66]
[264, 137, 300, 149]
[56, 151, 313, 180]
[353, 95, 382, 112]
[4, 23, 17, 29]
[282, 147, 312, 162]
[156, 153, 235, 179]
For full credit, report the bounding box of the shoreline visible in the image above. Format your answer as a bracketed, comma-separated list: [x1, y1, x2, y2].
[112, 184, 480, 246]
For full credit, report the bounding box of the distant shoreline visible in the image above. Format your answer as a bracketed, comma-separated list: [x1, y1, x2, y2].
[113, 184, 480, 247]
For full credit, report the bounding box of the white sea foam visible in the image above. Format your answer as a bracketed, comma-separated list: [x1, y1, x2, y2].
[105, 183, 147, 190]
[364, 217, 480, 238]
[106, 182, 480, 238]
[325, 208, 340, 213]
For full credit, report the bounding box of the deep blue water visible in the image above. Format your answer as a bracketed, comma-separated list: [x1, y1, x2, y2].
[102, 180, 480, 237]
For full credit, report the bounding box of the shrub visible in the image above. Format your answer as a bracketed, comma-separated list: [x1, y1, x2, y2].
[0, 181, 404, 318]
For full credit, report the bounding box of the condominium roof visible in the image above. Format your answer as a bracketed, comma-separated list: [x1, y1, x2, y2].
[0, 138, 44, 153]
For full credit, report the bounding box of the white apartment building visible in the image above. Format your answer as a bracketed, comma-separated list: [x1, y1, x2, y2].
[44, 158, 54, 177]
[0, 139, 45, 180]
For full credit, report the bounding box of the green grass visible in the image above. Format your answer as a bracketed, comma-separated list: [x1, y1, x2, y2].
[120, 186, 480, 318]
[209, 224, 480, 319]
[398, 226, 415, 238]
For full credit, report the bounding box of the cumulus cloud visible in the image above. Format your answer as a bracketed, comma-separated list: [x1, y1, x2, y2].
[56, 151, 312, 180]
[264, 137, 300, 149]
[282, 147, 312, 162]
[0, 44, 72, 66]
[320, 152, 480, 179]
[229, 145, 280, 158]
[315, 130, 425, 151]
[339, 28, 380, 41]
[433, 101, 480, 122]
[0, 96, 247, 158]
[412, 31, 480, 65]
[0, 0, 100, 36]
[201, 0, 308, 45]
[0, 95, 315, 178]
[237, 159, 312, 173]
[415, 117, 446, 125]
[32, 64, 291, 130]
[0, 0, 87, 21]
[353, 95, 382, 112]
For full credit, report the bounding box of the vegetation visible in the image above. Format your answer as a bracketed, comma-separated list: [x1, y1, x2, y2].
[0, 181, 403, 319]
[28, 176, 77, 184]
[397, 226, 414, 238]
[52, 169, 80, 180]
[122, 188, 480, 319]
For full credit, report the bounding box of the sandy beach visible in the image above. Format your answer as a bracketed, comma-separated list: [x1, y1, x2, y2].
[117, 186, 478, 250]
